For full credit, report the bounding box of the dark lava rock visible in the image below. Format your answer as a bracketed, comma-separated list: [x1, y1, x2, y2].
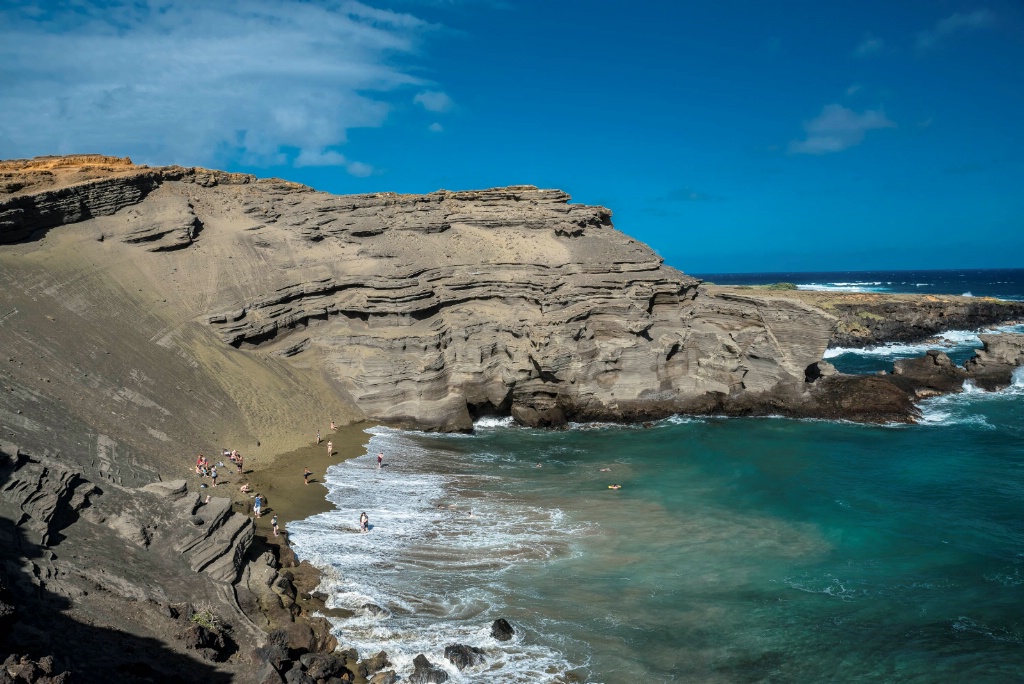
[178, 623, 228, 662]
[284, 668, 316, 684]
[189, 514, 205, 526]
[255, 642, 290, 673]
[360, 650, 392, 676]
[891, 350, 967, 395]
[408, 654, 449, 683]
[255, 659, 285, 684]
[444, 644, 486, 670]
[965, 333, 1024, 390]
[300, 653, 349, 680]
[491, 618, 515, 641]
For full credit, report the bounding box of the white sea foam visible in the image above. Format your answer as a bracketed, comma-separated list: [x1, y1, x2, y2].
[288, 426, 590, 682]
[473, 416, 516, 429]
[914, 374, 1024, 427]
[824, 324, 1024, 361]
[796, 282, 888, 293]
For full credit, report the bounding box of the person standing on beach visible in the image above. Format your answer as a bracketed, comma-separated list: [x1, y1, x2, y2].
[316, 429, 321, 444]
[377, 452, 383, 469]
[254, 494, 262, 518]
[271, 514, 279, 537]
[303, 467, 312, 485]
[326, 440, 333, 456]
[236, 453, 243, 475]
[330, 421, 336, 430]
[210, 465, 218, 487]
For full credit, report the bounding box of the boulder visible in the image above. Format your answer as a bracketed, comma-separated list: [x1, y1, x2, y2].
[444, 644, 486, 670]
[370, 671, 398, 684]
[360, 650, 392, 676]
[965, 333, 1024, 390]
[408, 654, 449, 684]
[301, 653, 350, 680]
[490, 618, 515, 641]
[891, 350, 968, 395]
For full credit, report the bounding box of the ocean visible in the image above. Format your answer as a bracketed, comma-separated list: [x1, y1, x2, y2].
[289, 269, 1024, 683]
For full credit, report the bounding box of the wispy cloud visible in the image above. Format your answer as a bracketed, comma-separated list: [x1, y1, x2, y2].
[0, 1, 440, 173]
[916, 10, 994, 50]
[789, 104, 896, 155]
[414, 91, 454, 113]
[846, 84, 862, 97]
[853, 34, 883, 58]
[428, 122, 445, 133]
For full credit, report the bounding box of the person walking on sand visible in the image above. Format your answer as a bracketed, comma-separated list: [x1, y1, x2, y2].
[210, 465, 218, 487]
[377, 452, 383, 469]
[359, 511, 369, 533]
[254, 494, 262, 518]
[330, 420, 336, 430]
[271, 514, 279, 537]
[326, 440, 333, 456]
[236, 453, 243, 475]
[303, 467, 312, 485]
[316, 429, 321, 444]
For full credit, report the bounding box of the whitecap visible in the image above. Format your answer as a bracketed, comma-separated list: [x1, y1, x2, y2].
[473, 416, 516, 429]
[287, 426, 591, 682]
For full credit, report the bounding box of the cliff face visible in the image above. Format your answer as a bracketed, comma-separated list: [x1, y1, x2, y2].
[1, 156, 838, 433]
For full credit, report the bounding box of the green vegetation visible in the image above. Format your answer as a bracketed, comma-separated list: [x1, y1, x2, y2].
[190, 607, 222, 632]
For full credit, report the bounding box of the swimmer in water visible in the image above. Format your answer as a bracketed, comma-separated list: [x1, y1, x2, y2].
[535, 463, 542, 468]
[599, 468, 611, 472]
[608, 484, 622, 490]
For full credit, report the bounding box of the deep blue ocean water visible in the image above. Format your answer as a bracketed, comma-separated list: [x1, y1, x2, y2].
[290, 269, 1024, 683]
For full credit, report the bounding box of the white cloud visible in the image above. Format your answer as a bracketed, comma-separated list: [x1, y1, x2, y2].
[428, 122, 444, 133]
[346, 161, 375, 177]
[0, 1, 439, 168]
[916, 10, 994, 50]
[789, 104, 896, 155]
[295, 150, 349, 167]
[853, 35, 883, 58]
[413, 90, 454, 113]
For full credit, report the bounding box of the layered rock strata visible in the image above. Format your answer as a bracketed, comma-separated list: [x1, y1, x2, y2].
[0, 155, 855, 431]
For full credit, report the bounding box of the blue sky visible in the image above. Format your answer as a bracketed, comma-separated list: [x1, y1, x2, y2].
[2, 1, 1021, 273]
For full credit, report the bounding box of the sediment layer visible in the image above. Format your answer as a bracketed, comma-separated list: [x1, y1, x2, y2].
[2, 155, 1023, 681]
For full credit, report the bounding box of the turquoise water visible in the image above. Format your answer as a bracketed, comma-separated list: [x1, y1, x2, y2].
[290, 371, 1024, 682]
[287, 270, 1024, 681]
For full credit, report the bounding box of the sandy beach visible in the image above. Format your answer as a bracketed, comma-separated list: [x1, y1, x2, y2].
[217, 422, 371, 538]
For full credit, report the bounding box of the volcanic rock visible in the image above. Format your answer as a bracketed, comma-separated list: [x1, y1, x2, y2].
[964, 333, 1024, 390]
[491, 618, 515, 641]
[444, 644, 486, 670]
[891, 350, 969, 396]
[408, 654, 449, 684]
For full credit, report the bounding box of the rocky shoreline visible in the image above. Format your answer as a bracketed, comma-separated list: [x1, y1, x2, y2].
[3, 155, 1024, 682]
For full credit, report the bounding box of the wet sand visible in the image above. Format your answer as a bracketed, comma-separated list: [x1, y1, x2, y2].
[214, 422, 371, 538]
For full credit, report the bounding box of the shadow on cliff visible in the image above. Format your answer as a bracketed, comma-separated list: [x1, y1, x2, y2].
[0, 499, 233, 683]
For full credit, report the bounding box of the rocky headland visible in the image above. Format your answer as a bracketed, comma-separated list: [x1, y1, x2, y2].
[2, 155, 1023, 682]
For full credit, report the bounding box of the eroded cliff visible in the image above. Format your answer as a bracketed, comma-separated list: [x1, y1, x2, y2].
[2, 155, 841, 433]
